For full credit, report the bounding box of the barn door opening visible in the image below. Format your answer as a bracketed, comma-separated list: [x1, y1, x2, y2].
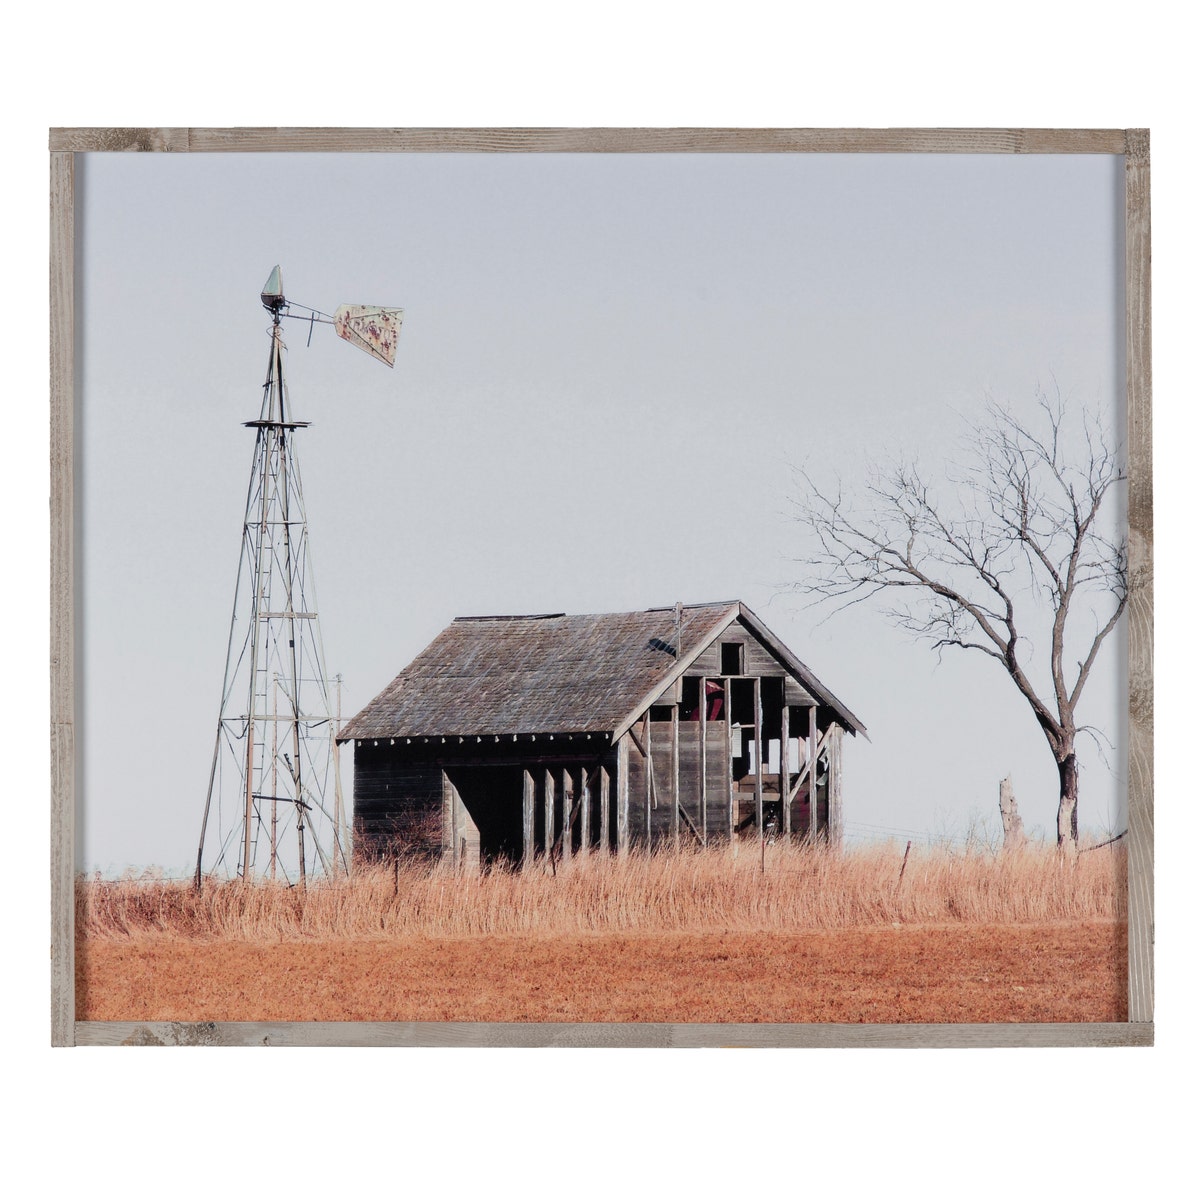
[444, 766, 525, 867]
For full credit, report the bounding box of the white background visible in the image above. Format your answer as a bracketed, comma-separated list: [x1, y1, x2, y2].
[4, 3, 1195, 1196]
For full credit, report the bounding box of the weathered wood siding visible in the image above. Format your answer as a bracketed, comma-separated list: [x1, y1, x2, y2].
[688, 623, 782, 676]
[352, 742, 443, 863]
[627, 722, 730, 846]
[443, 772, 481, 869]
[685, 625, 815, 704]
[786, 774, 817, 839]
[353, 742, 622, 864]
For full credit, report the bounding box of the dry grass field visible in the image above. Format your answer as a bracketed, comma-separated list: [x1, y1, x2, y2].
[75, 843, 1127, 1024]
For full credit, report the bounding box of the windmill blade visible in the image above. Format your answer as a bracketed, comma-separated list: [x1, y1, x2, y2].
[333, 304, 403, 368]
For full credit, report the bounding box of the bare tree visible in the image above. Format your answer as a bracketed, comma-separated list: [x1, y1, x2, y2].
[792, 390, 1127, 855]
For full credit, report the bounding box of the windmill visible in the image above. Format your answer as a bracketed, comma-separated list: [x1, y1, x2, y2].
[195, 267, 402, 887]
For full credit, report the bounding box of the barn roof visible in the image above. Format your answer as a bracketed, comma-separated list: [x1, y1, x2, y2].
[337, 601, 866, 743]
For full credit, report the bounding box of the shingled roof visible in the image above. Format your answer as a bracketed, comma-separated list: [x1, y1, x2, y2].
[338, 601, 865, 743]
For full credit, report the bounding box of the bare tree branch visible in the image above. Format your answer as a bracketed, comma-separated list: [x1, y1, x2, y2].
[790, 391, 1127, 853]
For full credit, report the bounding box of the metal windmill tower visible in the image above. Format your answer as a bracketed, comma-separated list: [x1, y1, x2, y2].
[195, 267, 402, 886]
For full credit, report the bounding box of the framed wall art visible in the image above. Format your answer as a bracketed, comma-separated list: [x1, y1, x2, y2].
[50, 127, 1152, 1047]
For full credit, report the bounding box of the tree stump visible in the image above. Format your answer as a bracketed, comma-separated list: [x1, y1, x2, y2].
[999, 775, 1027, 851]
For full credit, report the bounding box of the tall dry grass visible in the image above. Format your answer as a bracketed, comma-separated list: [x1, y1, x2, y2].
[77, 841, 1125, 943]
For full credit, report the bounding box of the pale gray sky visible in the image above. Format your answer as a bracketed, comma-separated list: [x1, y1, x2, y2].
[76, 150, 1126, 873]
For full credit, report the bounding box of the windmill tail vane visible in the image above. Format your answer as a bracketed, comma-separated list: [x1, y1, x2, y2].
[333, 305, 402, 367]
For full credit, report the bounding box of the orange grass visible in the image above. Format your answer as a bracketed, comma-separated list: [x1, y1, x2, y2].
[77, 842, 1125, 942]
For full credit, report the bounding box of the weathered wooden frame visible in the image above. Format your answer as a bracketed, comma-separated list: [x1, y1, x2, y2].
[50, 127, 1152, 1047]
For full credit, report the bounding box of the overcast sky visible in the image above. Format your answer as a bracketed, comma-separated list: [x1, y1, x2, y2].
[76, 150, 1126, 873]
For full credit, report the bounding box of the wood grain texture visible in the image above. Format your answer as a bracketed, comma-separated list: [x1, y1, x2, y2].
[49, 128, 189, 152]
[1124, 130, 1153, 1024]
[49, 127, 1127, 155]
[50, 152, 75, 1046]
[75, 1020, 1152, 1048]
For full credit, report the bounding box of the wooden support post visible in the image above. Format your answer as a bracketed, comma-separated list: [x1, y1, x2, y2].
[599, 764, 610, 853]
[442, 770, 455, 865]
[544, 769, 555, 859]
[827, 724, 844, 852]
[670, 703, 680, 851]
[561, 767, 572, 862]
[522, 768, 535, 870]
[781, 695, 791, 839]
[786, 727, 830, 806]
[580, 765, 591, 858]
[616, 737, 629, 856]
[807, 704, 818, 842]
[725, 676, 735, 843]
[754, 677, 764, 858]
[643, 711, 653, 849]
[699, 676, 708, 845]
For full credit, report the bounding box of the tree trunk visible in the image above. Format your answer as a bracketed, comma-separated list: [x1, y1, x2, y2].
[1056, 749, 1079, 857]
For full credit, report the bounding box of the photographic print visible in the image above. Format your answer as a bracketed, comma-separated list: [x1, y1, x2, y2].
[52, 129, 1151, 1045]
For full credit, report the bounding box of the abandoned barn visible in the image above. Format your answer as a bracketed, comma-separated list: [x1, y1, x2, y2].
[337, 601, 866, 868]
